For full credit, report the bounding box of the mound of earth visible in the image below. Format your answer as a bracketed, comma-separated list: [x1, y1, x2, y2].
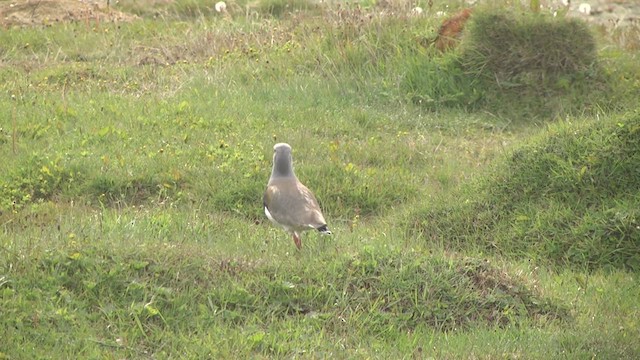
[0, 0, 138, 27]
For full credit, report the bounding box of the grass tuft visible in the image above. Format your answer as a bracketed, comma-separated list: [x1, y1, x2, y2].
[403, 9, 630, 119]
[459, 10, 613, 119]
[462, 12, 597, 78]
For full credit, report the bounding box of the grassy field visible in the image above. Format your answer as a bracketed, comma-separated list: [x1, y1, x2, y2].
[1, 0, 639, 358]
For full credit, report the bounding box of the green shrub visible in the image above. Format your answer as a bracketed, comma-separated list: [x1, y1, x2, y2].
[404, 9, 617, 119]
[459, 10, 610, 118]
[461, 12, 597, 78]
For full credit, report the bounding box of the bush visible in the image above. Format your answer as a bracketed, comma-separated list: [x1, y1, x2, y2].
[459, 10, 610, 118]
[404, 9, 616, 119]
[461, 12, 597, 79]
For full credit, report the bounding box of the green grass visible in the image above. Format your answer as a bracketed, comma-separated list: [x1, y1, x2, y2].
[408, 110, 640, 271]
[1, 1, 640, 358]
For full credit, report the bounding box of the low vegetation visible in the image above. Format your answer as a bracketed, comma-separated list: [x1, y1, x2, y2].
[1, 0, 639, 358]
[405, 8, 627, 119]
[409, 110, 640, 270]
[2, 242, 568, 357]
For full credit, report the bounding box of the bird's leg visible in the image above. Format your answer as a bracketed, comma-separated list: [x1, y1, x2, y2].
[293, 232, 302, 250]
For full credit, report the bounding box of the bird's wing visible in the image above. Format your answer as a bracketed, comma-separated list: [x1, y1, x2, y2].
[264, 178, 327, 230]
[294, 182, 327, 228]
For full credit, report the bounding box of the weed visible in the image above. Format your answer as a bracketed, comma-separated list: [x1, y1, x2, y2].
[0, 154, 80, 212]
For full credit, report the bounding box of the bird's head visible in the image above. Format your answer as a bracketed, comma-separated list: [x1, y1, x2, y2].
[272, 143, 295, 178]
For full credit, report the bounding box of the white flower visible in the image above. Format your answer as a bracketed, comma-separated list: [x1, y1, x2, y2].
[215, 1, 227, 13]
[411, 7, 423, 15]
[578, 3, 591, 15]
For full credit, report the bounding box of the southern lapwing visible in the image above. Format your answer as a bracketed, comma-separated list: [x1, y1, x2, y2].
[263, 143, 331, 250]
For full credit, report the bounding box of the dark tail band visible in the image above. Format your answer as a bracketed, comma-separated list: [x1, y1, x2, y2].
[316, 224, 332, 235]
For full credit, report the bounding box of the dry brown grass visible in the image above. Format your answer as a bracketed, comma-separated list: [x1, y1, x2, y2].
[434, 8, 473, 52]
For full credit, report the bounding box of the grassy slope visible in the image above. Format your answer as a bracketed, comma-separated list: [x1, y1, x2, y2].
[1, 2, 640, 358]
[409, 110, 640, 270]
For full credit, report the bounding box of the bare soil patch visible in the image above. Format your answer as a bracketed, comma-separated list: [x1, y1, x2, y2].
[0, 0, 138, 27]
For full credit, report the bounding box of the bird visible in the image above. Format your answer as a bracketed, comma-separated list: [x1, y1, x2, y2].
[263, 143, 331, 250]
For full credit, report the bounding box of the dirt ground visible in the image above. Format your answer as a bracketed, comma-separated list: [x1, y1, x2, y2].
[0, 0, 638, 28]
[0, 0, 138, 28]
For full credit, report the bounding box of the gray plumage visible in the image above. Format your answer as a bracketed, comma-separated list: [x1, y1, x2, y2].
[263, 143, 331, 249]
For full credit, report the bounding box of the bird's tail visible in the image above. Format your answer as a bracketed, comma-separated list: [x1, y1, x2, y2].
[316, 224, 332, 235]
